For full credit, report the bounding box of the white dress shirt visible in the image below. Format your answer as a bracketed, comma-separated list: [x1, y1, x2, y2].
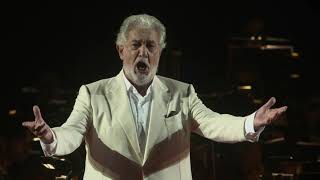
[122, 72, 152, 137]
[122, 71, 152, 154]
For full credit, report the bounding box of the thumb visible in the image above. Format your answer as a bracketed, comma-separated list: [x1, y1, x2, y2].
[33, 105, 43, 121]
[263, 97, 276, 109]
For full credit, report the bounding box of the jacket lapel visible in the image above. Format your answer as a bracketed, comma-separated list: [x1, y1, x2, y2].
[105, 72, 178, 164]
[105, 72, 142, 163]
[143, 76, 171, 163]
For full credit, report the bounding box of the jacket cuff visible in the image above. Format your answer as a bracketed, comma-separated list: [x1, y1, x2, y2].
[40, 128, 57, 156]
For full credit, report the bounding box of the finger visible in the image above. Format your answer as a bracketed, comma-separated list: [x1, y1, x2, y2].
[22, 121, 36, 129]
[33, 105, 43, 122]
[22, 121, 38, 136]
[34, 121, 46, 131]
[267, 107, 286, 124]
[277, 106, 288, 113]
[263, 97, 276, 109]
[268, 114, 280, 124]
[272, 111, 280, 121]
[37, 127, 49, 137]
[270, 106, 287, 116]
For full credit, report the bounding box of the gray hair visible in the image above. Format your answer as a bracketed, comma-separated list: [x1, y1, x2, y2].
[116, 14, 166, 49]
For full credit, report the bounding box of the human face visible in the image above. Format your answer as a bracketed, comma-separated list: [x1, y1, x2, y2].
[117, 27, 161, 86]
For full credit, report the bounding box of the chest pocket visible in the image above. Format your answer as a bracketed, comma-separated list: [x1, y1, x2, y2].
[164, 111, 183, 137]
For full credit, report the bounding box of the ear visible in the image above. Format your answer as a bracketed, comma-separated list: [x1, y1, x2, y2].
[116, 45, 125, 60]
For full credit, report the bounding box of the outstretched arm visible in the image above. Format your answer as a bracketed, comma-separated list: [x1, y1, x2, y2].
[22, 85, 92, 156]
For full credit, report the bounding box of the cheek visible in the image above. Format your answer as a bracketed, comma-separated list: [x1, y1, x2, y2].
[123, 59, 133, 66]
[123, 54, 134, 64]
[150, 54, 160, 65]
[125, 51, 138, 61]
[153, 58, 159, 65]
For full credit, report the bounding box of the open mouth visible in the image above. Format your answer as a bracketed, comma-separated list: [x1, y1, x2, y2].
[136, 61, 149, 74]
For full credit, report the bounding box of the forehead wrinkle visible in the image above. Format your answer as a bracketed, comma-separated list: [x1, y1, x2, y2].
[131, 39, 156, 43]
[129, 28, 157, 38]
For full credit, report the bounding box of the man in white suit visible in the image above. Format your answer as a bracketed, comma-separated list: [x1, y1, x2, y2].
[23, 14, 287, 180]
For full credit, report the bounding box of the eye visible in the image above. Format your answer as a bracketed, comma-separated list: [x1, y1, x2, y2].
[132, 43, 140, 49]
[147, 43, 156, 51]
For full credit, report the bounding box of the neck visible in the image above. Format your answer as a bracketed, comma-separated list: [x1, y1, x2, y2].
[132, 81, 152, 96]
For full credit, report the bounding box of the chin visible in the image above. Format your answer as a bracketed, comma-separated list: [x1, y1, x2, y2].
[133, 73, 153, 86]
[123, 65, 158, 86]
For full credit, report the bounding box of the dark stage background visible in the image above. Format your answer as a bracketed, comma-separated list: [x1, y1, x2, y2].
[2, 1, 319, 96]
[1, 1, 320, 179]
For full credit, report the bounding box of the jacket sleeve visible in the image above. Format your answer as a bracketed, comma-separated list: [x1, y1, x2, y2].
[188, 84, 247, 143]
[51, 85, 92, 155]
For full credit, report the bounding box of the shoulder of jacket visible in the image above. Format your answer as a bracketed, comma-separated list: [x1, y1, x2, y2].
[157, 75, 191, 94]
[82, 76, 116, 94]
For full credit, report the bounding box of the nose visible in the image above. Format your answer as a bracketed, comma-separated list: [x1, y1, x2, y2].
[138, 45, 148, 58]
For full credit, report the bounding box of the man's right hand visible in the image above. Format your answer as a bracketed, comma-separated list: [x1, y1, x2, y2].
[22, 105, 54, 144]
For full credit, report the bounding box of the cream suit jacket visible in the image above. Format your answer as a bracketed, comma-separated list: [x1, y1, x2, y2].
[51, 71, 251, 180]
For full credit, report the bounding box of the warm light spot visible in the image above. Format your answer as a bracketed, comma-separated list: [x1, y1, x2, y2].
[253, 99, 263, 104]
[9, 109, 16, 116]
[55, 175, 68, 179]
[260, 45, 294, 51]
[250, 36, 255, 40]
[33, 137, 40, 141]
[291, 52, 299, 57]
[290, 74, 300, 79]
[237, 85, 252, 90]
[264, 137, 285, 144]
[42, 163, 55, 170]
